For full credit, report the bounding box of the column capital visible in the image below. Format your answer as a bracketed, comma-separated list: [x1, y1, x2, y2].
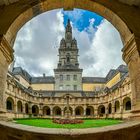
[0, 35, 14, 64]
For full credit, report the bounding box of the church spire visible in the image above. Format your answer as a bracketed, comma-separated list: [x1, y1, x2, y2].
[65, 19, 72, 41]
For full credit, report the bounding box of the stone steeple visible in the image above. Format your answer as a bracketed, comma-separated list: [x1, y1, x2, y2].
[54, 19, 83, 91]
[57, 19, 80, 70]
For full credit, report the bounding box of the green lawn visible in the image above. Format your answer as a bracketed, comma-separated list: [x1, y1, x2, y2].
[15, 119, 122, 129]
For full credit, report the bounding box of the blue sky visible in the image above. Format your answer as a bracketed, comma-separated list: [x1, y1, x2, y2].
[63, 9, 103, 31]
[13, 9, 124, 77]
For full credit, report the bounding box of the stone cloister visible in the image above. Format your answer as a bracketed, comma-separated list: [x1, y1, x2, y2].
[0, 0, 140, 139]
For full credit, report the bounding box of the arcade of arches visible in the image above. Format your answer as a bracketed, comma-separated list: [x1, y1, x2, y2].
[0, 0, 140, 122]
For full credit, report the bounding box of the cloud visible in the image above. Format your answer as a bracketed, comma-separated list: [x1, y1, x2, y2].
[13, 9, 125, 77]
[81, 19, 125, 77]
[14, 10, 65, 76]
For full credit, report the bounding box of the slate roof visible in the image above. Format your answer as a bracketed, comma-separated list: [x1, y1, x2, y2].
[12, 67, 32, 83]
[82, 77, 106, 83]
[31, 76, 54, 84]
[12, 65, 128, 86]
[106, 65, 128, 82]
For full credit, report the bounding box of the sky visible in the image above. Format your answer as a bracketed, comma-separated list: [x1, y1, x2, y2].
[13, 8, 125, 77]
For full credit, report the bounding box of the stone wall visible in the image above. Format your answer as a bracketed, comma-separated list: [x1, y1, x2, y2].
[0, 121, 140, 140]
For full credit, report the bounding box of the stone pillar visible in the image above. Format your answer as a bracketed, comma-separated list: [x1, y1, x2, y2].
[122, 35, 140, 119]
[94, 105, 98, 118]
[112, 103, 115, 118]
[0, 36, 13, 119]
[50, 109, 53, 118]
[105, 105, 108, 118]
[120, 104, 123, 119]
[61, 109, 64, 119]
[39, 103, 43, 117]
[28, 102, 32, 117]
[72, 107, 75, 118]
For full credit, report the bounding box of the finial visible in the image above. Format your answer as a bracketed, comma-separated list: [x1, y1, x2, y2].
[67, 19, 71, 26]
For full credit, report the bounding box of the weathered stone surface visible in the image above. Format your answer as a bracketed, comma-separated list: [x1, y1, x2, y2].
[0, 121, 140, 140]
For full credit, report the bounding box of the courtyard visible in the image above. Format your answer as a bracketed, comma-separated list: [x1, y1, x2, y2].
[14, 118, 122, 129]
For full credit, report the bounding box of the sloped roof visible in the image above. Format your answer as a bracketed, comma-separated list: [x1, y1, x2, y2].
[12, 67, 32, 83]
[31, 76, 55, 84]
[82, 77, 106, 83]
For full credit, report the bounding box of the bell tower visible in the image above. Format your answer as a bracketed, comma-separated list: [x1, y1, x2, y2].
[54, 19, 83, 91]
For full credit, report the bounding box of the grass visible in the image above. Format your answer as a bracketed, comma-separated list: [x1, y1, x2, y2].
[14, 118, 123, 129]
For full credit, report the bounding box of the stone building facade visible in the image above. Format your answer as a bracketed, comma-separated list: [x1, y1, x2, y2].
[5, 20, 132, 119]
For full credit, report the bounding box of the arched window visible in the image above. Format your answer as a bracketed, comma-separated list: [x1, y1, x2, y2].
[53, 106, 61, 116]
[6, 97, 14, 111]
[43, 106, 51, 115]
[67, 56, 70, 63]
[75, 106, 84, 116]
[123, 97, 131, 111]
[32, 105, 39, 116]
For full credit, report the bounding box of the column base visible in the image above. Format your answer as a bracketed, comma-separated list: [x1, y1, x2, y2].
[129, 110, 140, 120]
[0, 108, 8, 121]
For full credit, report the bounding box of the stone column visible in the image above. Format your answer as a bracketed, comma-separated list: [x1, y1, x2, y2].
[61, 109, 64, 119]
[83, 105, 86, 118]
[112, 102, 115, 118]
[105, 105, 108, 118]
[0, 36, 14, 119]
[28, 102, 32, 117]
[39, 103, 43, 117]
[122, 35, 140, 119]
[72, 107, 75, 118]
[94, 105, 98, 118]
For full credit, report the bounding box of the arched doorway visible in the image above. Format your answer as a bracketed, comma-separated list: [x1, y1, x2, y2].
[86, 106, 94, 117]
[123, 97, 131, 111]
[43, 106, 51, 116]
[53, 106, 61, 116]
[75, 106, 84, 117]
[32, 105, 39, 116]
[6, 97, 14, 112]
[98, 105, 105, 117]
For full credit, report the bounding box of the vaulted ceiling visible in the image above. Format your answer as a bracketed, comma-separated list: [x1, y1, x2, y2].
[0, 0, 140, 7]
